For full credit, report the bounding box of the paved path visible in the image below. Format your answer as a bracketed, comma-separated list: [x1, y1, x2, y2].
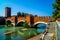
[27, 34, 42, 40]
[44, 33, 54, 40]
[44, 22, 57, 40]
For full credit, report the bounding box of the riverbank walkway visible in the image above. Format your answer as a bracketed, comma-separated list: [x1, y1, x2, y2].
[44, 22, 57, 40]
[27, 33, 42, 40]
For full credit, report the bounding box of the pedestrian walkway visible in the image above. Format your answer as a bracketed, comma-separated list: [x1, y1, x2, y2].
[27, 34, 42, 40]
[44, 33, 53, 40]
[44, 22, 57, 40]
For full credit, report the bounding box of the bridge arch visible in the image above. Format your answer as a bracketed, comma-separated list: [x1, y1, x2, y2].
[6, 20, 15, 25]
[17, 20, 25, 24]
[16, 20, 25, 26]
[33, 22, 48, 28]
[6, 20, 12, 24]
[34, 22, 48, 25]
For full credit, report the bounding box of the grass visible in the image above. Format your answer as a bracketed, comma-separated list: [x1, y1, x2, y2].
[8, 27, 38, 39]
[18, 28, 38, 39]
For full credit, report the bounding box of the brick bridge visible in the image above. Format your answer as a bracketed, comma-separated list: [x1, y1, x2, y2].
[5, 7, 55, 26]
[5, 15, 54, 26]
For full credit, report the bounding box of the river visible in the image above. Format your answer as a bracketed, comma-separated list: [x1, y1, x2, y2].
[0, 23, 47, 40]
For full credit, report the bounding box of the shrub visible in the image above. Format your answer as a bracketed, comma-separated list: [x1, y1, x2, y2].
[23, 21, 29, 28]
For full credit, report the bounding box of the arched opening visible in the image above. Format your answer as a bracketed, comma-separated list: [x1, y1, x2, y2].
[16, 21, 25, 27]
[34, 23, 47, 28]
[34, 23, 47, 33]
[6, 20, 13, 27]
[6, 20, 11, 24]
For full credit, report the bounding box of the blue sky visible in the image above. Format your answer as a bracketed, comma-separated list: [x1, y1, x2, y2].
[0, 0, 55, 16]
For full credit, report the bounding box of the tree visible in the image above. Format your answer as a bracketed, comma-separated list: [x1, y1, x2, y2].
[22, 12, 25, 17]
[17, 12, 22, 17]
[17, 12, 30, 17]
[35, 15, 38, 17]
[22, 12, 29, 17]
[25, 13, 29, 15]
[52, 0, 60, 20]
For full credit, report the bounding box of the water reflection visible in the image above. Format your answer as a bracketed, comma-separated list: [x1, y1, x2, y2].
[36, 23, 47, 33]
[11, 36, 25, 40]
[0, 34, 5, 40]
[0, 27, 26, 40]
[11, 31, 26, 40]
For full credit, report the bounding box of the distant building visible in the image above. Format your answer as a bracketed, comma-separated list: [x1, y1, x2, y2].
[5, 7, 11, 17]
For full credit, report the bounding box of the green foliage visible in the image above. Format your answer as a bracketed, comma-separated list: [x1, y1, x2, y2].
[17, 12, 21, 17]
[22, 12, 25, 17]
[6, 21, 13, 27]
[56, 0, 60, 4]
[35, 15, 38, 17]
[18, 29, 38, 38]
[17, 12, 29, 17]
[53, 4, 58, 9]
[6, 24, 13, 27]
[23, 21, 29, 28]
[52, 0, 60, 20]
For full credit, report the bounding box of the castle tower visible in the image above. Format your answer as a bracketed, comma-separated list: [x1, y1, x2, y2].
[5, 7, 11, 17]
